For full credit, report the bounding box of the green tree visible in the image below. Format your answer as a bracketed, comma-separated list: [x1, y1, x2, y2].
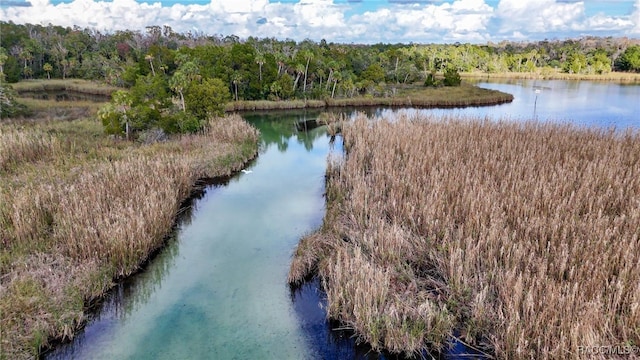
[0, 82, 28, 118]
[424, 69, 438, 87]
[443, 66, 461, 86]
[98, 90, 133, 137]
[127, 74, 171, 133]
[270, 73, 294, 100]
[169, 56, 199, 112]
[43, 63, 53, 79]
[615, 45, 640, 72]
[361, 63, 385, 84]
[184, 77, 230, 121]
[588, 49, 611, 74]
[231, 71, 242, 101]
[563, 51, 587, 74]
[0, 47, 7, 79]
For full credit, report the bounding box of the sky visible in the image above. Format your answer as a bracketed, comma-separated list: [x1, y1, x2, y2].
[1, 0, 639, 44]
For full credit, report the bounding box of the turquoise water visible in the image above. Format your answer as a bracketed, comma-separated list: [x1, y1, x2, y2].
[47, 111, 333, 359]
[46, 81, 639, 360]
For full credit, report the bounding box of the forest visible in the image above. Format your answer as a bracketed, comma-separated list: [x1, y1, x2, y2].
[2, 21, 640, 89]
[1, 21, 640, 134]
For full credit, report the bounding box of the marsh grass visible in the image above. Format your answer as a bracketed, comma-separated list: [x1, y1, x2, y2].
[290, 114, 640, 359]
[326, 84, 513, 108]
[10, 79, 117, 96]
[225, 99, 326, 111]
[0, 113, 258, 359]
[463, 71, 640, 82]
[225, 85, 512, 112]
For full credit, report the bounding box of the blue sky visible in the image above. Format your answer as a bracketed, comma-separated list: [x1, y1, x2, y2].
[2, 0, 639, 43]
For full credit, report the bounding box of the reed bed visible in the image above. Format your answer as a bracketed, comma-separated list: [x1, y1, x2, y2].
[290, 113, 640, 359]
[0, 114, 259, 359]
[326, 87, 512, 108]
[0, 128, 60, 172]
[11, 79, 118, 96]
[226, 86, 512, 112]
[463, 71, 640, 82]
[225, 99, 326, 112]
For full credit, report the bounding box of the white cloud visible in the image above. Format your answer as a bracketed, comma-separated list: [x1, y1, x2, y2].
[584, 13, 635, 32]
[350, 0, 494, 42]
[496, 0, 584, 33]
[0, 0, 636, 43]
[631, 0, 640, 34]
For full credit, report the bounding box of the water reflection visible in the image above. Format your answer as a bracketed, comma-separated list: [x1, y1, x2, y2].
[250, 110, 334, 152]
[460, 79, 640, 129]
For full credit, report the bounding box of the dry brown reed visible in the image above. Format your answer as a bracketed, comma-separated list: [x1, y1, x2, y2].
[463, 71, 640, 83]
[0, 128, 60, 172]
[290, 113, 640, 359]
[0, 114, 258, 359]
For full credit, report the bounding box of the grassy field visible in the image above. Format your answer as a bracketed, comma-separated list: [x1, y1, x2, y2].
[0, 99, 259, 359]
[289, 114, 640, 359]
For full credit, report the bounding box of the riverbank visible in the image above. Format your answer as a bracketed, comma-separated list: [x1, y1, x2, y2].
[0, 110, 259, 359]
[289, 114, 640, 359]
[462, 70, 640, 82]
[11, 79, 513, 113]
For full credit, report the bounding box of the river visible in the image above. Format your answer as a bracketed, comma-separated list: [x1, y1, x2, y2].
[45, 80, 639, 360]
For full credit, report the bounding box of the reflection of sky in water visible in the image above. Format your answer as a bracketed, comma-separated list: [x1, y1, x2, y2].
[378, 80, 639, 131]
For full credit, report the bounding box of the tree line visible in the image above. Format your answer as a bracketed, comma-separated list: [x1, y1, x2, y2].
[1, 21, 639, 135]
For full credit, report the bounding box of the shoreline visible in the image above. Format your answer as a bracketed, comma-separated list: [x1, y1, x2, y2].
[39, 158, 258, 358]
[12, 79, 515, 112]
[462, 70, 640, 82]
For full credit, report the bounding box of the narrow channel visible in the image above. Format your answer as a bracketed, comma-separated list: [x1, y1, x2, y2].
[47, 110, 340, 359]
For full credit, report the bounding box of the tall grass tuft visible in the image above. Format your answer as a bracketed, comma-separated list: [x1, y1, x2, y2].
[290, 113, 640, 358]
[0, 128, 60, 172]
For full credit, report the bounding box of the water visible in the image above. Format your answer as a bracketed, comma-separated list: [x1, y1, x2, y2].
[378, 79, 640, 130]
[45, 80, 639, 360]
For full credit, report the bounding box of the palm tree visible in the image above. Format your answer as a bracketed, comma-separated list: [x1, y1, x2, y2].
[145, 54, 155, 76]
[43, 63, 53, 79]
[292, 63, 305, 92]
[331, 71, 341, 98]
[301, 49, 313, 93]
[255, 52, 265, 83]
[232, 72, 242, 101]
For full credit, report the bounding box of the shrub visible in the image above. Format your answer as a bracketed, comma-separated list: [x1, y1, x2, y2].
[443, 66, 461, 86]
